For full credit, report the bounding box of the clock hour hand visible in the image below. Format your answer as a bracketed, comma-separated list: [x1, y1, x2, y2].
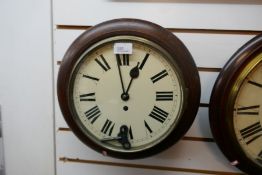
[129, 62, 140, 78]
[101, 125, 131, 150]
[124, 62, 140, 96]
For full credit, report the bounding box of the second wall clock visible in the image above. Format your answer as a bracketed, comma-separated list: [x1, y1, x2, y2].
[209, 34, 262, 174]
[57, 18, 200, 159]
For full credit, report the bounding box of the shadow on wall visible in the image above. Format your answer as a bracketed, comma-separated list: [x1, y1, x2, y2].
[0, 106, 5, 175]
[110, 0, 262, 4]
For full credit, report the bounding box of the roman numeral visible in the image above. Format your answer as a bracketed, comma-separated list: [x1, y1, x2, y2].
[257, 150, 262, 164]
[129, 126, 133, 140]
[95, 55, 111, 71]
[84, 105, 101, 124]
[139, 53, 150, 70]
[116, 54, 129, 66]
[80, 93, 96, 101]
[236, 105, 260, 115]
[82, 74, 99, 81]
[144, 120, 152, 133]
[258, 150, 262, 158]
[248, 80, 262, 88]
[156, 91, 173, 101]
[149, 106, 168, 123]
[101, 119, 115, 136]
[240, 122, 262, 144]
[151, 70, 168, 83]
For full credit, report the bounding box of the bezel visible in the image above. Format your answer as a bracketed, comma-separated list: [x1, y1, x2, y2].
[57, 18, 200, 159]
[209, 33, 262, 174]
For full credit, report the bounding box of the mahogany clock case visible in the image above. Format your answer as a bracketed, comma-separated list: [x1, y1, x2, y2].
[209, 34, 262, 174]
[57, 19, 201, 159]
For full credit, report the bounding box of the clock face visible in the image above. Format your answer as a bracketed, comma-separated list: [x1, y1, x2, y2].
[70, 37, 184, 152]
[233, 60, 262, 166]
[57, 19, 200, 159]
[209, 34, 262, 174]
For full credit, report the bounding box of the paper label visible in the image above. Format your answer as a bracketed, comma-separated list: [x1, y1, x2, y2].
[114, 43, 133, 54]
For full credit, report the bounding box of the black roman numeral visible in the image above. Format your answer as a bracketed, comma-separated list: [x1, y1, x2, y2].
[95, 55, 111, 71]
[80, 93, 96, 101]
[101, 119, 115, 136]
[236, 105, 260, 115]
[84, 105, 101, 124]
[139, 53, 150, 70]
[156, 91, 173, 101]
[144, 120, 152, 133]
[149, 106, 168, 123]
[248, 80, 262, 88]
[240, 122, 262, 144]
[82, 74, 99, 81]
[257, 150, 262, 164]
[258, 150, 262, 158]
[129, 126, 133, 140]
[116, 54, 129, 66]
[151, 70, 168, 83]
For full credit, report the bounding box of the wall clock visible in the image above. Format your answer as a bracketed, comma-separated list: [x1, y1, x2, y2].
[209, 34, 262, 174]
[57, 18, 200, 159]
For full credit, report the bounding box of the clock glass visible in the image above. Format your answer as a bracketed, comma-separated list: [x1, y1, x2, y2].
[233, 57, 262, 166]
[70, 36, 184, 152]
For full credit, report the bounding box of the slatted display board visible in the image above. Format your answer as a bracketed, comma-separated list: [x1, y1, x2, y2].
[52, 1, 262, 174]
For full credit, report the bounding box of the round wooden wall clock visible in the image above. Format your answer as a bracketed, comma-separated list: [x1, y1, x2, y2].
[209, 34, 262, 174]
[57, 18, 200, 159]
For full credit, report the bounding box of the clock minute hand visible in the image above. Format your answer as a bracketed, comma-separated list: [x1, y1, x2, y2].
[125, 62, 140, 95]
[117, 125, 131, 150]
[116, 54, 126, 94]
[101, 136, 122, 142]
[101, 125, 131, 150]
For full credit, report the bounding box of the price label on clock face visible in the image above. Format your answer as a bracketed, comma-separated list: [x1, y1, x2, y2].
[114, 43, 133, 54]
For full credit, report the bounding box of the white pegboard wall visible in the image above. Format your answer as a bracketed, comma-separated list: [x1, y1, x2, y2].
[52, 1, 262, 175]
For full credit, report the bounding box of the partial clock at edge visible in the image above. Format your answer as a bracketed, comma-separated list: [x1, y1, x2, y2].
[57, 18, 201, 159]
[209, 34, 262, 174]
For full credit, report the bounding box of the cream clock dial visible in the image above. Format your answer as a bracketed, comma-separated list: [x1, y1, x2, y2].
[233, 60, 262, 166]
[71, 39, 183, 151]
